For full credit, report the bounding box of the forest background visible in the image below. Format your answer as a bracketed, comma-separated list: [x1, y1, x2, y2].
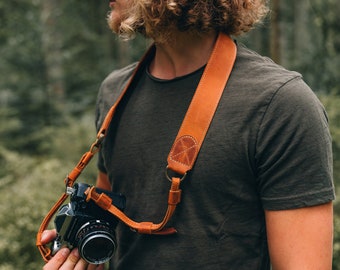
[0, 0, 339, 269]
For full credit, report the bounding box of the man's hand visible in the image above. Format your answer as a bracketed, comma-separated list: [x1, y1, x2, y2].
[41, 230, 104, 270]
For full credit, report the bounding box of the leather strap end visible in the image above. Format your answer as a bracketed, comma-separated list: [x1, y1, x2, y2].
[96, 193, 113, 210]
[85, 187, 112, 210]
[168, 189, 182, 205]
[137, 223, 178, 235]
[137, 222, 154, 234]
[153, 227, 177, 235]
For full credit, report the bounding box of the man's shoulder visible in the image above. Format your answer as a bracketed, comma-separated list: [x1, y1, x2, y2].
[101, 62, 139, 90]
[97, 62, 139, 107]
[95, 62, 139, 128]
[235, 43, 301, 82]
[230, 43, 306, 102]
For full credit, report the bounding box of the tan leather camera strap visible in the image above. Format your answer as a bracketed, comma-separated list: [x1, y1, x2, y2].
[36, 39, 154, 262]
[37, 32, 236, 262]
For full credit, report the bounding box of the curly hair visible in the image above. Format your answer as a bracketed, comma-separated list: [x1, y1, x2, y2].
[110, 0, 269, 41]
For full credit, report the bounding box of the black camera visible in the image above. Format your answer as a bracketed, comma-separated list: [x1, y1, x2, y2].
[51, 183, 125, 264]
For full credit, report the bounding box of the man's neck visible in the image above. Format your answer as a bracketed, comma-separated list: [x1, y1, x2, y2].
[149, 31, 218, 80]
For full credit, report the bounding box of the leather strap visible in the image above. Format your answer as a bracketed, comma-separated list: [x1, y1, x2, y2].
[168, 33, 236, 175]
[37, 32, 236, 262]
[36, 49, 154, 262]
[84, 177, 181, 235]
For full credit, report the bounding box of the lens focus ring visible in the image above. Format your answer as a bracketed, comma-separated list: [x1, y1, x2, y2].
[76, 220, 116, 264]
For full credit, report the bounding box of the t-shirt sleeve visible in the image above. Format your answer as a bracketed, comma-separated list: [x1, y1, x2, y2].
[255, 77, 335, 210]
[95, 86, 108, 174]
[94, 63, 139, 174]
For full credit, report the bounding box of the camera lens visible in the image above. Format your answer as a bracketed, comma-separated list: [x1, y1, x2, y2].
[76, 220, 116, 264]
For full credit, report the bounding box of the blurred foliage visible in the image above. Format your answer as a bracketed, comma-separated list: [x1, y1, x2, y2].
[0, 0, 148, 155]
[240, 0, 340, 95]
[0, 0, 339, 269]
[0, 114, 98, 270]
[309, 0, 340, 95]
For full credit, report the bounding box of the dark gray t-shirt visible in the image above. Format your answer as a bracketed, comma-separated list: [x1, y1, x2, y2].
[95, 44, 335, 269]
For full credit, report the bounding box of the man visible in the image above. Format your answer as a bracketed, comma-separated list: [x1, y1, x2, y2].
[42, 0, 335, 269]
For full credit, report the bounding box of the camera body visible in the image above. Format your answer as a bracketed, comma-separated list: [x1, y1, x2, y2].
[52, 183, 125, 264]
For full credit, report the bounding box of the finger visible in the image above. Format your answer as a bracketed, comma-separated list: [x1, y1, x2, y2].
[87, 264, 97, 270]
[43, 248, 70, 270]
[59, 248, 86, 270]
[87, 263, 104, 270]
[41, 229, 57, 244]
[95, 264, 105, 270]
[74, 257, 90, 270]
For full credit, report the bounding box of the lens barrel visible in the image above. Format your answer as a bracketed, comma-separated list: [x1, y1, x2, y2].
[76, 220, 116, 264]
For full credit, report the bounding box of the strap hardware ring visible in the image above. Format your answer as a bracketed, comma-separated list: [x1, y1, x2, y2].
[165, 166, 187, 182]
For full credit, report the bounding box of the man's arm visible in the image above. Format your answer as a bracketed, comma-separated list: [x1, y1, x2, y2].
[265, 202, 333, 270]
[95, 171, 111, 191]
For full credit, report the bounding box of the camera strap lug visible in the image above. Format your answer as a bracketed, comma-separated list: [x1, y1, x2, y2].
[66, 186, 75, 195]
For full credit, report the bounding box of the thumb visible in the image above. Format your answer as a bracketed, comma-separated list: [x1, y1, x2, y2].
[41, 229, 57, 244]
